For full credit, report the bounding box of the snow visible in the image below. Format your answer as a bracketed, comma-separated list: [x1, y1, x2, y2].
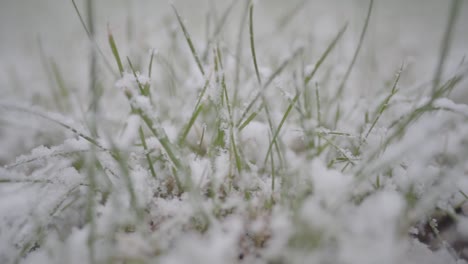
[310, 158, 352, 207]
[339, 191, 405, 264]
[434, 98, 468, 117]
[115, 72, 151, 91]
[159, 217, 243, 263]
[239, 121, 270, 165]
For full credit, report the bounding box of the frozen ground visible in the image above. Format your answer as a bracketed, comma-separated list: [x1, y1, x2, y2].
[1, 0, 468, 263]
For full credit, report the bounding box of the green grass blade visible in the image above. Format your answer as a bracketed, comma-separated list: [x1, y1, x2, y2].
[355, 72, 464, 178]
[334, 104, 341, 129]
[139, 127, 157, 179]
[50, 59, 70, 100]
[264, 47, 303, 88]
[144, 50, 156, 94]
[0, 104, 107, 152]
[249, 2, 262, 85]
[238, 110, 258, 131]
[127, 57, 148, 97]
[178, 72, 212, 145]
[460, 190, 468, 200]
[84, 0, 99, 139]
[107, 143, 141, 218]
[36, 38, 66, 111]
[263, 102, 285, 168]
[180, 103, 205, 146]
[263, 93, 300, 167]
[71, 0, 118, 77]
[217, 45, 243, 173]
[335, 0, 374, 98]
[317, 133, 356, 166]
[231, 132, 242, 174]
[237, 47, 303, 127]
[304, 23, 348, 85]
[270, 132, 276, 192]
[276, 0, 308, 31]
[71, 0, 91, 37]
[315, 83, 322, 126]
[140, 113, 185, 190]
[234, 0, 250, 104]
[148, 50, 155, 78]
[108, 26, 124, 77]
[431, 0, 462, 95]
[201, 0, 238, 61]
[106, 33, 185, 190]
[364, 62, 404, 140]
[171, 4, 205, 76]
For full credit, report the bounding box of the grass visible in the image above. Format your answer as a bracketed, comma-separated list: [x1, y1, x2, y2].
[172, 4, 206, 76]
[1, 0, 468, 263]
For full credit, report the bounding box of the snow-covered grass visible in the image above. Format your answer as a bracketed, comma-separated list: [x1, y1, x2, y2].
[1, 0, 468, 263]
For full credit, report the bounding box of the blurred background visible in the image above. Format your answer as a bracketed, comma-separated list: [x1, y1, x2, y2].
[1, 0, 467, 60]
[1, 0, 467, 87]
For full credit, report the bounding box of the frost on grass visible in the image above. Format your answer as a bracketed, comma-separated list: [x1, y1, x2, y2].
[1, 0, 468, 263]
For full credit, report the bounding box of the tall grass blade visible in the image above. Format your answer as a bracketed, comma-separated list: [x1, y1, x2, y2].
[276, 0, 308, 31]
[237, 47, 303, 127]
[201, 0, 238, 61]
[178, 72, 212, 145]
[249, 2, 262, 85]
[263, 93, 300, 167]
[364, 62, 404, 140]
[108, 26, 125, 77]
[234, 1, 250, 104]
[139, 127, 157, 179]
[304, 23, 348, 85]
[171, 4, 205, 76]
[431, 0, 462, 95]
[335, 0, 374, 98]
[71, 0, 118, 77]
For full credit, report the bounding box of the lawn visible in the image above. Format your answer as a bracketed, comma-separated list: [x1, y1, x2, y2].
[1, 0, 468, 263]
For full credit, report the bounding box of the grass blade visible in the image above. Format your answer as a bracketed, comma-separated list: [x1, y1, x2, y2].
[249, 2, 262, 85]
[171, 4, 205, 76]
[0, 104, 107, 152]
[431, 0, 462, 95]
[315, 83, 322, 126]
[140, 114, 186, 190]
[107, 34, 185, 189]
[217, 45, 243, 173]
[276, 0, 308, 31]
[234, 0, 250, 104]
[263, 93, 300, 167]
[127, 57, 149, 97]
[36, 38, 67, 111]
[178, 72, 212, 145]
[148, 49, 155, 78]
[201, 0, 238, 61]
[364, 62, 404, 140]
[304, 23, 348, 85]
[139, 127, 157, 179]
[335, 0, 374, 98]
[50, 59, 70, 100]
[108, 25, 124, 77]
[237, 47, 303, 127]
[71, 0, 118, 77]
[238, 110, 258, 131]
